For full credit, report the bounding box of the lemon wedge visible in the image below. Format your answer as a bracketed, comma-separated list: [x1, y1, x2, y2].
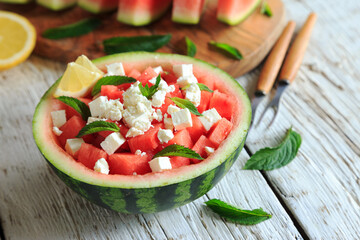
[0, 11, 36, 70]
[54, 62, 102, 98]
[75, 55, 104, 75]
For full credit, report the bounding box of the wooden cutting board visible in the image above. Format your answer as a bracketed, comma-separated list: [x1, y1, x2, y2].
[0, 0, 285, 77]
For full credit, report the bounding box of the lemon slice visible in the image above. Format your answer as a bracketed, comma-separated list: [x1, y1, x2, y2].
[0, 11, 36, 70]
[75, 55, 104, 75]
[54, 62, 102, 98]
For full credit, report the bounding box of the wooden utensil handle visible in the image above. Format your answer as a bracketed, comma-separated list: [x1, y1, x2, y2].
[279, 13, 317, 83]
[257, 21, 296, 94]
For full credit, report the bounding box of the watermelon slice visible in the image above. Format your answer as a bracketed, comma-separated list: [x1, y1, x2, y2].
[33, 52, 251, 213]
[172, 0, 207, 24]
[36, 0, 76, 10]
[117, 0, 172, 26]
[217, 0, 261, 26]
[78, 0, 118, 13]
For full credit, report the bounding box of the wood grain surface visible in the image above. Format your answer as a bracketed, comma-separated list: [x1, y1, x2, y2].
[0, 0, 285, 77]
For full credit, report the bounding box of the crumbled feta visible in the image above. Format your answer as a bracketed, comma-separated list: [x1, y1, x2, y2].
[153, 66, 163, 74]
[204, 146, 215, 155]
[126, 127, 144, 138]
[52, 127, 63, 136]
[172, 108, 192, 130]
[94, 158, 110, 174]
[65, 138, 84, 156]
[167, 105, 180, 114]
[87, 117, 106, 124]
[133, 172, 137, 175]
[173, 64, 193, 77]
[51, 110, 66, 128]
[89, 96, 108, 117]
[100, 132, 126, 155]
[157, 129, 174, 143]
[164, 114, 174, 130]
[151, 90, 167, 107]
[152, 109, 163, 122]
[104, 99, 123, 121]
[185, 83, 201, 107]
[135, 150, 147, 156]
[105, 62, 125, 76]
[149, 157, 172, 172]
[176, 75, 198, 88]
[167, 84, 176, 93]
[198, 108, 222, 131]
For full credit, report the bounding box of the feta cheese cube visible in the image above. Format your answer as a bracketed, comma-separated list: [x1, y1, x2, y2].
[94, 158, 109, 174]
[51, 110, 66, 128]
[167, 105, 180, 114]
[100, 132, 126, 155]
[164, 114, 174, 130]
[204, 146, 215, 155]
[149, 157, 172, 172]
[167, 85, 176, 93]
[153, 66, 163, 74]
[151, 90, 167, 107]
[87, 117, 106, 124]
[176, 75, 198, 88]
[152, 109, 163, 122]
[126, 127, 144, 138]
[89, 96, 108, 117]
[104, 99, 123, 121]
[172, 108, 192, 130]
[185, 83, 201, 107]
[198, 108, 222, 131]
[65, 138, 85, 156]
[105, 62, 125, 76]
[52, 127, 63, 136]
[157, 129, 174, 143]
[173, 64, 193, 77]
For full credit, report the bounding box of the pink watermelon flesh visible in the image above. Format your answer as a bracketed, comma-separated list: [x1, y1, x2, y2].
[128, 123, 163, 153]
[209, 90, 235, 121]
[108, 153, 151, 175]
[172, 0, 206, 24]
[191, 135, 215, 164]
[77, 143, 108, 169]
[217, 0, 261, 26]
[78, 0, 118, 13]
[58, 115, 94, 146]
[170, 156, 191, 169]
[208, 118, 233, 148]
[117, 0, 172, 26]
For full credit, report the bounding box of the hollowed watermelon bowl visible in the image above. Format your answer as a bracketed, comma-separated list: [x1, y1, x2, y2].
[32, 52, 251, 213]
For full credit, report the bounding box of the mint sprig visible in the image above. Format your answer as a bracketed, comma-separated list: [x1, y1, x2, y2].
[56, 96, 90, 121]
[170, 97, 202, 116]
[91, 76, 136, 96]
[139, 74, 161, 99]
[205, 199, 272, 225]
[153, 144, 203, 160]
[76, 121, 119, 137]
[182, 83, 213, 93]
[209, 41, 243, 60]
[261, 2, 273, 17]
[42, 18, 101, 40]
[185, 36, 197, 57]
[243, 127, 302, 170]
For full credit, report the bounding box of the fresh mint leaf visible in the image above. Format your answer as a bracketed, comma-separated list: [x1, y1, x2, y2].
[261, 2, 273, 17]
[42, 18, 101, 40]
[139, 74, 161, 99]
[103, 34, 172, 55]
[243, 128, 302, 170]
[185, 36, 197, 57]
[76, 121, 119, 137]
[91, 76, 136, 96]
[170, 97, 202, 116]
[209, 41, 243, 60]
[153, 144, 203, 160]
[182, 83, 213, 93]
[56, 96, 90, 121]
[205, 199, 272, 225]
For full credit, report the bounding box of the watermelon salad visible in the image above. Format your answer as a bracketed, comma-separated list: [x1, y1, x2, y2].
[33, 52, 251, 213]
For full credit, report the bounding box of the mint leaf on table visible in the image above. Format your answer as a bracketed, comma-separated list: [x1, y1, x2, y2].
[209, 41, 243, 60]
[76, 121, 119, 137]
[91, 76, 136, 96]
[103, 34, 172, 55]
[243, 127, 302, 170]
[170, 97, 202, 116]
[185, 36, 197, 57]
[153, 144, 203, 160]
[205, 199, 272, 225]
[56, 96, 90, 121]
[182, 83, 213, 93]
[42, 18, 101, 40]
[261, 2, 273, 17]
[139, 74, 161, 99]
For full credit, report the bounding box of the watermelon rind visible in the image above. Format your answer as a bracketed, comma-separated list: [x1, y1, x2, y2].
[36, 0, 76, 11]
[78, 0, 117, 14]
[217, 0, 262, 26]
[33, 52, 251, 213]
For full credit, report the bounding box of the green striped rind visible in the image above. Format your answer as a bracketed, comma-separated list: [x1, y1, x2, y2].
[78, 0, 117, 14]
[217, 0, 261, 26]
[45, 139, 244, 213]
[36, 0, 76, 11]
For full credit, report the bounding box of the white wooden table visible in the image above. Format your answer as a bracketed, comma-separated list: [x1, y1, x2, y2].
[1, 0, 360, 239]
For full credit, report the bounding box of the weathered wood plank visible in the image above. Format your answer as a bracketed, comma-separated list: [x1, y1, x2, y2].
[0, 57, 301, 239]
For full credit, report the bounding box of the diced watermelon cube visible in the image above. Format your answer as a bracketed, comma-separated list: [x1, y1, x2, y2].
[77, 143, 107, 170]
[209, 90, 235, 120]
[128, 69, 141, 79]
[170, 156, 191, 169]
[162, 72, 177, 84]
[191, 135, 215, 163]
[137, 67, 158, 85]
[128, 124, 163, 153]
[59, 115, 89, 146]
[187, 114, 205, 142]
[208, 118, 233, 147]
[197, 91, 212, 113]
[168, 84, 183, 98]
[198, 76, 215, 90]
[162, 129, 193, 149]
[158, 97, 173, 114]
[101, 85, 124, 101]
[92, 134, 105, 149]
[108, 153, 151, 175]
